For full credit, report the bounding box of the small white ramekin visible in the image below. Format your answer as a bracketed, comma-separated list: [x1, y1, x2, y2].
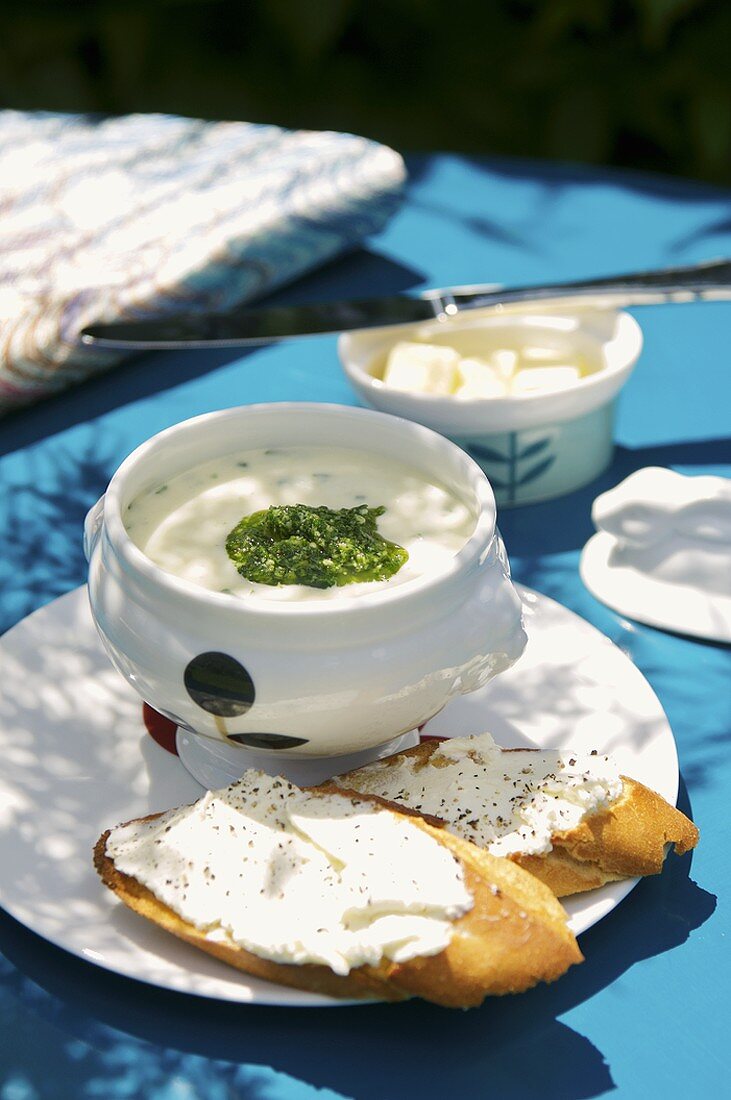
[84, 403, 526, 763]
[339, 309, 643, 506]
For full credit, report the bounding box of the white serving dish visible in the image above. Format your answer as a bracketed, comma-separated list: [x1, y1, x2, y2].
[338, 308, 643, 506]
[0, 584, 679, 1005]
[581, 466, 731, 642]
[84, 403, 526, 764]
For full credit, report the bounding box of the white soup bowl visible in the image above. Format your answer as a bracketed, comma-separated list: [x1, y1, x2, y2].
[84, 403, 526, 765]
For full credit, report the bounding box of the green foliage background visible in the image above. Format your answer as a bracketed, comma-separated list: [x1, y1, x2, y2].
[0, 0, 729, 184]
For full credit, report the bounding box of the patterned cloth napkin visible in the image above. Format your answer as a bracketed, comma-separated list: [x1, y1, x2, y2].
[0, 111, 405, 415]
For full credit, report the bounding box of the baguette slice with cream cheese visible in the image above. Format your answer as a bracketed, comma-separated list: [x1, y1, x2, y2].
[94, 771, 582, 1007]
[335, 734, 699, 898]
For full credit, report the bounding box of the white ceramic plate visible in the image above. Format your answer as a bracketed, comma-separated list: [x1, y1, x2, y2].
[581, 530, 731, 644]
[0, 585, 678, 1006]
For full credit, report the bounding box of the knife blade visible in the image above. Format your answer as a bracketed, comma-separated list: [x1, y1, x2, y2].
[80, 258, 731, 349]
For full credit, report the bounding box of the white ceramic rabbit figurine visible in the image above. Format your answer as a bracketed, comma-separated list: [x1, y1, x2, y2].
[581, 466, 731, 641]
[592, 467, 731, 597]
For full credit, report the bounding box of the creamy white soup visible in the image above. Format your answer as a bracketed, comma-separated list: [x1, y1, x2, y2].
[125, 446, 475, 601]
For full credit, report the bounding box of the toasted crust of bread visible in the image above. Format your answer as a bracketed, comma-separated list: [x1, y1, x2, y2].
[94, 787, 583, 1008]
[337, 741, 699, 898]
[518, 775, 699, 892]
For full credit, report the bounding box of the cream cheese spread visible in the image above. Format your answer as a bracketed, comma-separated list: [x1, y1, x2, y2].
[336, 732, 623, 858]
[105, 771, 472, 975]
[124, 446, 475, 601]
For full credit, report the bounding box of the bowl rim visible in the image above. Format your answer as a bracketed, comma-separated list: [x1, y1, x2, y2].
[338, 308, 643, 410]
[101, 402, 498, 620]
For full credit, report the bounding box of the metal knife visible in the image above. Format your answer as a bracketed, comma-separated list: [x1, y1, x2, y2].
[81, 258, 731, 349]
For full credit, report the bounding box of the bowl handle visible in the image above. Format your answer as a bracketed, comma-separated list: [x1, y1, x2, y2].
[83, 495, 105, 562]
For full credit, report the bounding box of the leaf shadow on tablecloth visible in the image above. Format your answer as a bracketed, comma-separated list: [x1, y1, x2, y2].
[0, 431, 124, 635]
[408, 152, 731, 208]
[404, 152, 731, 282]
[0, 775, 714, 1100]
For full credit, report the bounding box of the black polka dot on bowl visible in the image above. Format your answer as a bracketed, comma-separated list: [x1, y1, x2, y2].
[184, 652, 255, 717]
[226, 732, 309, 750]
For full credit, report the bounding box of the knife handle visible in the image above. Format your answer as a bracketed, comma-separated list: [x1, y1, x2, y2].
[424, 258, 731, 318]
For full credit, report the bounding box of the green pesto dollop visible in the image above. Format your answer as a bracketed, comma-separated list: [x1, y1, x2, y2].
[225, 503, 409, 589]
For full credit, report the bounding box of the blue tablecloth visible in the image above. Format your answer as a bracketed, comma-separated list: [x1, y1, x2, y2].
[1, 153, 730, 1099]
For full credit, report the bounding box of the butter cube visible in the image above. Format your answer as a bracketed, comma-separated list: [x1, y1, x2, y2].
[454, 357, 508, 399]
[490, 349, 519, 380]
[382, 342, 461, 396]
[511, 365, 580, 394]
[520, 345, 564, 363]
